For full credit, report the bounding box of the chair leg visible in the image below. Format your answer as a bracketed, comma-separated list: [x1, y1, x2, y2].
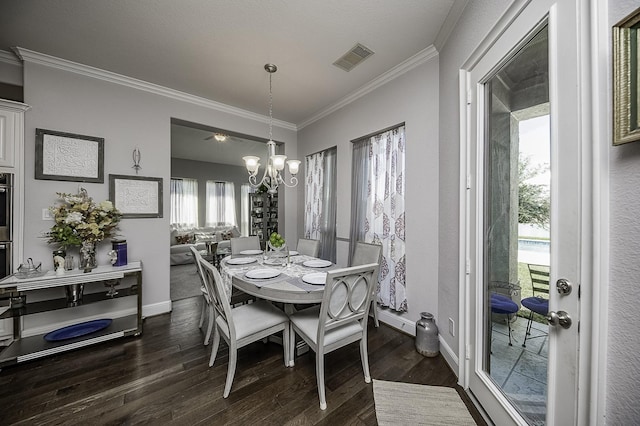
[371, 300, 379, 328]
[315, 351, 327, 410]
[204, 305, 214, 345]
[198, 295, 206, 328]
[522, 311, 534, 348]
[282, 326, 290, 368]
[209, 328, 221, 367]
[223, 341, 238, 398]
[289, 325, 297, 367]
[360, 335, 371, 383]
[507, 314, 513, 346]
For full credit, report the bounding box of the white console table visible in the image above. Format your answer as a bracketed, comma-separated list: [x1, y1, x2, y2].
[0, 261, 142, 367]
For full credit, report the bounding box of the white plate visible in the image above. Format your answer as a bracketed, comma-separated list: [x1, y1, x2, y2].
[226, 257, 257, 265]
[303, 259, 332, 268]
[288, 250, 299, 256]
[239, 249, 263, 255]
[245, 269, 281, 279]
[302, 272, 327, 285]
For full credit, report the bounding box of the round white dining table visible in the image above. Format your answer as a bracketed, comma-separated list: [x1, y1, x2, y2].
[219, 254, 335, 305]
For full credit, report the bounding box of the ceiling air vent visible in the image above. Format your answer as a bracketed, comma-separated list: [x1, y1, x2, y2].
[333, 43, 375, 72]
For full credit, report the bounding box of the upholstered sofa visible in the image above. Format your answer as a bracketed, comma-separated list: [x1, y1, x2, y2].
[170, 225, 240, 265]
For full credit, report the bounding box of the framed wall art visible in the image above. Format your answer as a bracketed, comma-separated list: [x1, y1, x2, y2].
[35, 128, 104, 182]
[109, 174, 163, 218]
[613, 7, 640, 145]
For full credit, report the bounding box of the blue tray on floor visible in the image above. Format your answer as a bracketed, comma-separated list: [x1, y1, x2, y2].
[44, 319, 113, 342]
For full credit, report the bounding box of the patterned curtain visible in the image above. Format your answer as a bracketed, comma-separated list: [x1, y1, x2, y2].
[304, 148, 337, 262]
[304, 151, 325, 240]
[205, 181, 237, 227]
[353, 126, 406, 312]
[170, 178, 198, 227]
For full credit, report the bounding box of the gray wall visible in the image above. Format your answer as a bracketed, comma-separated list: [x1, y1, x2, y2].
[171, 158, 247, 229]
[607, 1, 640, 422]
[297, 58, 440, 331]
[437, 0, 512, 357]
[21, 60, 297, 313]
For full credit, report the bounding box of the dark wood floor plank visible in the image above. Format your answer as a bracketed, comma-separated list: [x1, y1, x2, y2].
[1, 297, 486, 425]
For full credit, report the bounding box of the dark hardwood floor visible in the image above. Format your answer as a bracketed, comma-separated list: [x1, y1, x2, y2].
[0, 297, 487, 425]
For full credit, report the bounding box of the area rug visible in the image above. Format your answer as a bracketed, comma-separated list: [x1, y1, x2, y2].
[170, 264, 203, 301]
[373, 380, 476, 426]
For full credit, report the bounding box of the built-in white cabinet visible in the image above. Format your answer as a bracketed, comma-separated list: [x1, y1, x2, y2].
[0, 99, 28, 168]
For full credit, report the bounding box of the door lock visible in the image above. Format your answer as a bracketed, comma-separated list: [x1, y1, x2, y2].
[556, 278, 572, 295]
[547, 311, 572, 329]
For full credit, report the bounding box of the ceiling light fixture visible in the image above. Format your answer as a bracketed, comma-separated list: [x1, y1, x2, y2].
[243, 64, 300, 193]
[213, 133, 227, 142]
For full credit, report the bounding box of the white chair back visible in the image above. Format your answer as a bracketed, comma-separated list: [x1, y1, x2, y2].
[296, 238, 320, 257]
[199, 257, 236, 341]
[318, 263, 378, 342]
[351, 241, 382, 266]
[230, 236, 261, 254]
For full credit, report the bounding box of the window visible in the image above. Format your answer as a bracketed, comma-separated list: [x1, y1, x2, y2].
[205, 181, 237, 227]
[170, 178, 198, 227]
[350, 124, 406, 312]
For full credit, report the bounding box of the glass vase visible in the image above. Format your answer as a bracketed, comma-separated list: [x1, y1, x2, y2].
[79, 240, 97, 271]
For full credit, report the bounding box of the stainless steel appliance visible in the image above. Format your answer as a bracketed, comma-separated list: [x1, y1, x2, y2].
[0, 173, 13, 279]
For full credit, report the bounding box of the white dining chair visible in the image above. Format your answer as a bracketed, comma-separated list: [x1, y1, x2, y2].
[230, 236, 261, 254]
[351, 241, 382, 327]
[296, 238, 320, 257]
[199, 257, 290, 398]
[288, 263, 378, 410]
[190, 246, 215, 345]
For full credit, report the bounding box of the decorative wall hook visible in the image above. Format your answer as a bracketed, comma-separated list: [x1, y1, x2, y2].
[132, 148, 142, 174]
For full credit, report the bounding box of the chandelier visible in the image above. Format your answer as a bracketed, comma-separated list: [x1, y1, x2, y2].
[243, 64, 300, 193]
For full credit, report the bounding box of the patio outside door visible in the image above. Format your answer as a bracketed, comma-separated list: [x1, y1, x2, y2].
[462, 1, 586, 424]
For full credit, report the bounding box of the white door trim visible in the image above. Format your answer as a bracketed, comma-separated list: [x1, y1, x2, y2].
[457, 0, 607, 423]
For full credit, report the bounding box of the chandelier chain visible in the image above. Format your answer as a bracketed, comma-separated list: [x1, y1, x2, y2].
[269, 71, 273, 141]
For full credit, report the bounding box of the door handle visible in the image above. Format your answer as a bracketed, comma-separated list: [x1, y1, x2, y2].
[547, 310, 572, 329]
[556, 278, 572, 295]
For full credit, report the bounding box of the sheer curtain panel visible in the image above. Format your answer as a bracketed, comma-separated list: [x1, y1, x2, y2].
[170, 178, 198, 228]
[206, 181, 237, 227]
[350, 125, 406, 312]
[240, 184, 253, 236]
[304, 147, 337, 262]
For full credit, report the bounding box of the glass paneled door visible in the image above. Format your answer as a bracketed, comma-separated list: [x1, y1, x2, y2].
[462, 1, 586, 424]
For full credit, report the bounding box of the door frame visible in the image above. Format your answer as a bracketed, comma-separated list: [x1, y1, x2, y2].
[456, 0, 609, 424]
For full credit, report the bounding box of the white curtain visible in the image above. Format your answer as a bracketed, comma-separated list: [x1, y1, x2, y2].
[170, 178, 198, 228]
[350, 126, 406, 312]
[304, 148, 337, 262]
[240, 184, 253, 236]
[205, 181, 237, 227]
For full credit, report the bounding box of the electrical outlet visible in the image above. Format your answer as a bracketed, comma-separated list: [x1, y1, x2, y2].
[42, 208, 52, 220]
[448, 318, 455, 337]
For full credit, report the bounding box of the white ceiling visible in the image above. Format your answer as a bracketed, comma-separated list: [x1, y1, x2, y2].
[0, 0, 465, 164]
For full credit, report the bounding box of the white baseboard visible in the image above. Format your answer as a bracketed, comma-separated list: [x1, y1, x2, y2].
[438, 334, 459, 376]
[375, 308, 460, 378]
[376, 308, 416, 336]
[142, 300, 172, 318]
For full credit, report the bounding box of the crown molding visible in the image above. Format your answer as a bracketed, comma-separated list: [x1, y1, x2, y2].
[298, 45, 438, 129]
[434, 0, 470, 51]
[0, 49, 21, 66]
[13, 47, 297, 132]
